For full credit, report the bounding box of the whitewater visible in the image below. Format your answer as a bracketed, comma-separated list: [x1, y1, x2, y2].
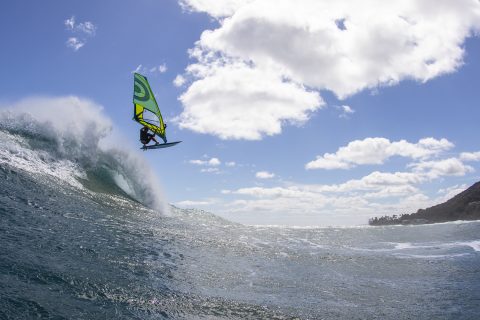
[1, 98, 479, 319]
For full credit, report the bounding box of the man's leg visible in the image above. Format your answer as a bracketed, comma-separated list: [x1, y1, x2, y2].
[149, 134, 159, 144]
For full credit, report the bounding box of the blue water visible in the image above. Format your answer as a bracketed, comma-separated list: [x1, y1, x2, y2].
[1, 109, 479, 319]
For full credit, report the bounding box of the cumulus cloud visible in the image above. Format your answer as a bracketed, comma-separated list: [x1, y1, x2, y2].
[177, 0, 480, 139]
[217, 145, 479, 223]
[179, 0, 255, 18]
[64, 16, 96, 51]
[408, 157, 474, 178]
[460, 151, 480, 162]
[306, 137, 454, 170]
[221, 161, 473, 220]
[175, 62, 322, 140]
[222, 183, 424, 217]
[256, 171, 275, 179]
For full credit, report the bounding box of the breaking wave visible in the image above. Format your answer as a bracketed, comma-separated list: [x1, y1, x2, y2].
[0, 96, 167, 212]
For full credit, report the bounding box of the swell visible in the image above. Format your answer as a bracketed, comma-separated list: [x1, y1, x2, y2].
[0, 158, 296, 319]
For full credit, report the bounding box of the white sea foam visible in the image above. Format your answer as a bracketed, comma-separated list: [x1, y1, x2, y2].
[348, 240, 480, 254]
[0, 130, 85, 188]
[392, 242, 434, 250]
[390, 241, 480, 252]
[457, 240, 480, 252]
[394, 253, 471, 259]
[250, 224, 372, 230]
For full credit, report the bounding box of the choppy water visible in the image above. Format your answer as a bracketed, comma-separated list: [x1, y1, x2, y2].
[1, 106, 479, 319]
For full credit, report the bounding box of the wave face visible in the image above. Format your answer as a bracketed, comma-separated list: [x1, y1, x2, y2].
[1, 98, 480, 319]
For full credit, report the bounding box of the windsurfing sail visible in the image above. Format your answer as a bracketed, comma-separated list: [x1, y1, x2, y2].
[133, 73, 166, 141]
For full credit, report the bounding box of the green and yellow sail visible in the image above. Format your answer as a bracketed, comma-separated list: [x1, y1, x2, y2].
[133, 73, 166, 140]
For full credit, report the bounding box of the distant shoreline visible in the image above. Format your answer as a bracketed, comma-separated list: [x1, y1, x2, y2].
[369, 182, 480, 226]
[369, 218, 480, 227]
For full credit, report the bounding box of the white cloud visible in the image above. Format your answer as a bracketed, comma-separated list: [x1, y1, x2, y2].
[209, 157, 221, 166]
[64, 16, 75, 29]
[460, 151, 480, 162]
[229, 186, 311, 198]
[437, 184, 468, 201]
[191, 0, 480, 98]
[175, 199, 218, 206]
[179, 0, 254, 18]
[217, 148, 479, 223]
[189, 157, 221, 166]
[189, 159, 205, 165]
[220, 164, 473, 221]
[175, 62, 322, 140]
[363, 185, 420, 199]
[133, 64, 168, 75]
[150, 64, 167, 73]
[222, 183, 424, 217]
[177, 0, 480, 139]
[201, 167, 220, 173]
[173, 75, 187, 87]
[64, 16, 96, 51]
[306, 137, 454, 170]
[160, 64, 168, 73]
[256, 171, 275, 179]
[337, 105, 355, 118]
[408, 157, 474, 178]
[133, 65, 143, 74]
[66, 38, 85, 51]
[65, 16, 96, 35]
[76, 21, 96, 35]
[188, 157, 241, 174]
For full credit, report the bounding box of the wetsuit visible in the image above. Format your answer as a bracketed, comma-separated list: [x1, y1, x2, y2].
[140, 127, 154, 144]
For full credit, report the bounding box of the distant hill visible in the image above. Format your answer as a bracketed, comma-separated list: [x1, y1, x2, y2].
[369, 182, 480, 226]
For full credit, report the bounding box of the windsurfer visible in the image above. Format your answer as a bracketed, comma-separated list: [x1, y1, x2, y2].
[140, 126, 159, 146]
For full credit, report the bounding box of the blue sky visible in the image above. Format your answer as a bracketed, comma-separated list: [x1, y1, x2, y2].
[1, 0, 480, 226]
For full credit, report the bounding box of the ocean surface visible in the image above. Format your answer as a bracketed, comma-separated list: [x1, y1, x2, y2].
[1, 108, 480, 319]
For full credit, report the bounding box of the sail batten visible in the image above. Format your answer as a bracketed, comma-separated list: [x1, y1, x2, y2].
[133, 73, 166, 139]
